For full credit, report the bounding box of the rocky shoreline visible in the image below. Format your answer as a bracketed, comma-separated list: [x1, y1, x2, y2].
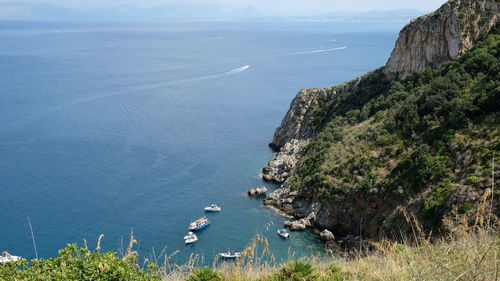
[261, 183, 375, 255]
[262, 139, 308, 183]
[260, 139, 369, 254]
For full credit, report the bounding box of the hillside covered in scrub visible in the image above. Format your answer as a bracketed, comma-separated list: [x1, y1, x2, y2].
[263, 0, 499, 244]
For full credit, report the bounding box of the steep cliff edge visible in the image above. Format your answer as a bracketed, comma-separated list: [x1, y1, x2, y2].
[264, 0, 499, 247]
[269, 70, 391, 150]
[385, 0, 499, 78]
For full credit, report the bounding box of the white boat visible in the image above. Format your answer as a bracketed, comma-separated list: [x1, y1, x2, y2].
[219, 250, 241, 258]
[204, 204, 221, 212]
[277, 228, 290, 238]
[0, 252, 21, 263]
[184, 232, 198, 244]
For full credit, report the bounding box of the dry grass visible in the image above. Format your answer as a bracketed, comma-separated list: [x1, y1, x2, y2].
[155, 227, 499, 281]
[338, 229, 498, 281]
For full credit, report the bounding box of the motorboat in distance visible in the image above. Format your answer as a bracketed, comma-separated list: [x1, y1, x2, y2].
[277, 228, 290, 238]
[0, 252, 21, 263]
[184, 232, 198, 244]
[219, 250, 241, 259]
[204, 204, 221, 212]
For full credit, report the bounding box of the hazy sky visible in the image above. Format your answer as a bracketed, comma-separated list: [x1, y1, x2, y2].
[1, 0, 447, 14]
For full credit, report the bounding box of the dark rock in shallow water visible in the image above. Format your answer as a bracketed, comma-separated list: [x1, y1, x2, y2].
[320, 229, 335, 241]
[247, 186, 268, 197]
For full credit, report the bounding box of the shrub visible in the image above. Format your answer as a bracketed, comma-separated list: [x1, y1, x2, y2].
[423, 181, 455, 226]
[326, 264, 349, 281]
[0, 244, 160, 281]
[186, 267, 223, 281]
[458, 202, 473, 214]
[273, 260, 318, 281]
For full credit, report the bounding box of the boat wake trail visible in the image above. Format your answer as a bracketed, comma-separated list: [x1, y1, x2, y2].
[227, 65, 250, 74]
[172, 65, 250, 84]
[2, 64, 252, 133]
[31, 65, 252, 115]
[258, 46, 347, 60]
[288, 47, 347, 56]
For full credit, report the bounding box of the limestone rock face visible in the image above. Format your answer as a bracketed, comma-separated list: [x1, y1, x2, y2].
[262, 139, 309, 183]
[269, 88, 328, 151]
[269, 69, 387, 152]
[267, 188, 284, 201]
[384, 0, 499, 78]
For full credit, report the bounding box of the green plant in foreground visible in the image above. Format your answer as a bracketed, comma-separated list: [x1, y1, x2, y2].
[186, 267, 224, 281]
[0, 244, 160, 281]
[325, 263, 349, 281]
[269, 259, 318, 281]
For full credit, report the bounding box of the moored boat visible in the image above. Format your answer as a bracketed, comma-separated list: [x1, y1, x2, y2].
[277, 228, 290, 238]
[189, 216, 211, 231]
[204, 204, 221, 212]
[0, 252, 21, 263]
[219, 250, 241, 259]
[184, 232, 198, 244]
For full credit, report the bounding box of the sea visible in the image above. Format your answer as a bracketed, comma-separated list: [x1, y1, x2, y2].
[0, 20, 402, 265]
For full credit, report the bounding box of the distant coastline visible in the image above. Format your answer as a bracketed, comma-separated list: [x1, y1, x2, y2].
[0, 2, 427, 22]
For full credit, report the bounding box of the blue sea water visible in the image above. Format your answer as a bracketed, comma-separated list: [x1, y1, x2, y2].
[0, 20, 401, 264]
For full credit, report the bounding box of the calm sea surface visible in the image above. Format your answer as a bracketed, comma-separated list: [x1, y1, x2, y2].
[0, 20, 401, 264]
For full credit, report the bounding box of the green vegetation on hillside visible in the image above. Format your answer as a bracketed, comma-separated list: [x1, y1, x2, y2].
[0, 243, 161, 281]
[291, 24, 499, 229]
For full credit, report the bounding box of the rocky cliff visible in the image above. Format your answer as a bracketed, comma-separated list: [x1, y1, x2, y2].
[385, 0, 499, 78]
[264, 0, 499, 250]
[269, 69, 390, 150]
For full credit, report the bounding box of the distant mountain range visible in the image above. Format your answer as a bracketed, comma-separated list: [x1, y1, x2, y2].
[311, 9, 429, 22]
[1, 2, 268, 20]
[0, 2, 428, 21]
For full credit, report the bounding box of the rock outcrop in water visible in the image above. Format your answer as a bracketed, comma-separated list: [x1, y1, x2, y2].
[247, 186, 268, 197]
[263, 0, 500, 249]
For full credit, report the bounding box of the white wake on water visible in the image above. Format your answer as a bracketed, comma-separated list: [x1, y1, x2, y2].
[258, 46, 346, 60]
[289, 46, 347, 56]
[18, 65, 252, 119]
[227, 65, 250, 74]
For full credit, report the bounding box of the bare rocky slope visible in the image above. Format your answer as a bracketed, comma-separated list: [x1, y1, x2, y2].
[263, 0, 499, 250]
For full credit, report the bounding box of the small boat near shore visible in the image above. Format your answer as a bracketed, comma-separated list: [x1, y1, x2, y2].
[204, 204, 221, 212]
[219, 250, 241, 259]
[277, 228, 290, 238]
[184, 232, 198, 244]
[0, 252, 21, 263]
[189, 216, 211, 231]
